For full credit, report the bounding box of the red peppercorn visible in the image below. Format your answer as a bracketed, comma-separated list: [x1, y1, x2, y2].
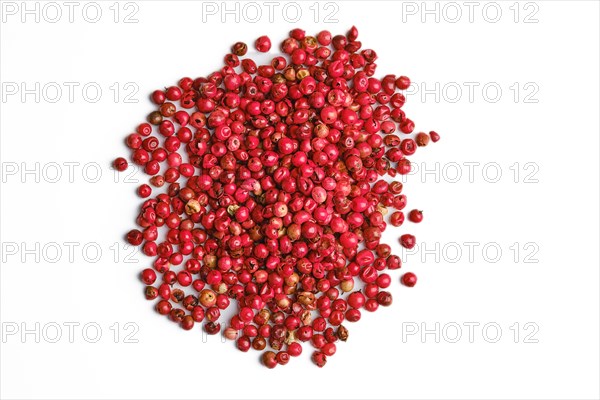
[312, 351, 327, 368]
[408, 209, 423, 223]
[157, 283, 171, 300]
[376, 273, 391, 288]
[296, 326, 313, 342]
[400, 139, 417, 156]
[166, 86, 182, 101]
[288, 342, 303, 357]
[329, 310, 344, 326]
[126, 229, 143, 246]
[169, 308, 184, 323]
[151, 90, 166, 105]
[144, 160, 160, 175]
[141, 268, 156, 285]
[181, 315, 194, 330]
[415, 132, 430, 147]
[389, 211, 404, 227]
[137, 184, 152, 198]
[400, 234, 416, 249]
[346, 308, 361, 322]
[402, 272, 418, 287]
[312, 333, 327, 349]
[364, 298, 379, 312]
[363, 283, 378, 299]
[204, 322, 221, 335]
[145, 286, 158, 300]
[192, 306, 205, 322]
[386, 255, 401, 270]
[397, 159, 411, 175]
[400, 119, 415, 134]
[155, 300, 171, 315]
[255, 36, 272, 52]
[237, 335, 251, 352]
[276, 351, 290, 365]
[113, 157, 128, 171]
[376, 291, 393, 306]
[347, 291, 366, 309]
[136, 123, 152, 136]
[317, 30, 332, 45]
[126, 133, 142, 149]
[322, 342, 336, 356]
[232, 42, 248, 56]
[395, 76, 411, 90]
[262, 351, 278, 368]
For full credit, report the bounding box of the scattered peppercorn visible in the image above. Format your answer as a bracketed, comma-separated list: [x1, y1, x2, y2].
[402, 272, 418, 287]
[416, 132, 430, 146]
[113, 157, 128, 172]
[408, 209, 423, 223]
[255, 35, 272, 52]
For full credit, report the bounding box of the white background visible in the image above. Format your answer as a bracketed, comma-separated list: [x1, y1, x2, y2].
[1, 1, 599, 399]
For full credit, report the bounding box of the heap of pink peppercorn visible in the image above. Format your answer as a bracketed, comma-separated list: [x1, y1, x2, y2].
[115, 26, 439, 368]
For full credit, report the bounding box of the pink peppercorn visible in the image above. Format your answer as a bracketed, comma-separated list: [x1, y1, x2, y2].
[118, 26, 440, 369]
